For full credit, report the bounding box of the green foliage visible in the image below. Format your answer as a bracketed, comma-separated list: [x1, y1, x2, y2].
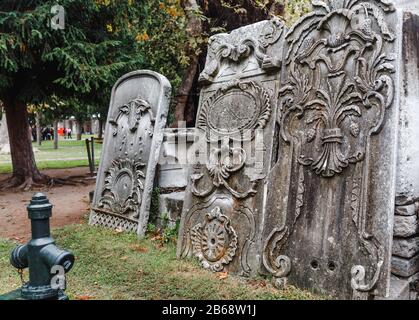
[284, 0, 312, 26]
[0, 0, 189, 117]
[149, 187, 161, 224]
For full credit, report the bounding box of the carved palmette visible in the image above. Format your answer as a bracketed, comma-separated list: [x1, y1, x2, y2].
[262, 0, 399, 299]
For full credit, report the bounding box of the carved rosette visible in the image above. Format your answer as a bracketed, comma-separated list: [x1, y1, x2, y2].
[191, 207, 238, 272]
[97, 158, 145, 220]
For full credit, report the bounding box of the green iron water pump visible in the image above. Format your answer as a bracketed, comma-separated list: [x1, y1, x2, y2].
[9, 193, 75, 300]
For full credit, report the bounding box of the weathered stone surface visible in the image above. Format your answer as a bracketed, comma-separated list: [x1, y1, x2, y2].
[392, 237, 419, 258]
[177, 17, 286, 276]
[158, 129, 195, 189]
[89, 70, 171, 236]
[395, 204, 417, 216]
[262, 0, 402, 299]
[396, 12, 419, 201]
[374, 276, 410, 300]
[393, 215, 419, 238]
[391, 254, 419, 277]
[393, 0, 419, 15]
[157, 192, 184, 229]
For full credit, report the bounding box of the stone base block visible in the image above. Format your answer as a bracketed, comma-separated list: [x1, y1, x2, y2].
[375, 276, 410, 300]
[156, 192, 184, 229]
[391, 254, 419, 277]
[392, 236, 419, 258]
[393, 215, 419, 237]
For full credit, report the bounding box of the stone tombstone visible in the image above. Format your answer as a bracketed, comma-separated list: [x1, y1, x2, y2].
[177, 18, 286, 276]
[262, 0, 402, 299]
[89, 70, 171, 236]
[0, 112, 10, 155]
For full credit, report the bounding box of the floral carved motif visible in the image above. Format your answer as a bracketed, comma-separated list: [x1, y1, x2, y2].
[280, 0, 395, 178]
[109, 98, 155, 137]
[97, 158, 145, 220]
[264, 0, 397, 297]
[191, 145, 257, 199]
[199, 18, 284, 84]
[191, 206, 238, 272]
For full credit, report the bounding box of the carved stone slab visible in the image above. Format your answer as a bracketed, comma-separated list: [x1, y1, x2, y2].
[177, 18, 286, 276]
[89, 70, 171, 237]
[262, 0, 402, 299]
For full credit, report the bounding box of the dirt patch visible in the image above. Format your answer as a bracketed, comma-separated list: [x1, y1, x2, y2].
[0, 167, 95, 241]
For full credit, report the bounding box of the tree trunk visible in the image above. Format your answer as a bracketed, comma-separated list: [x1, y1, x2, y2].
[98, 118, 104, 140]
[2, 96, 45, 189]
[36, 112, 42, 146]
[53, 119, 59, 150]
[76, 120, 82, 141]
[172, 0, 202, 127]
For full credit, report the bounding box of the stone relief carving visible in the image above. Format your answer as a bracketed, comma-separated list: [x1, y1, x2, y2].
[90, 70, 171, 236]
[177, 18, 284, 276]
[109, 98, 155, 137]
[197, 80, 271, 141]
[97, 158, 145, 220]
[199, 18, 285, 84]
[191, 206, 238, 272]
[179, 196, 256, 276]
[262, 0, 398, 299]
[191, 145, 258, 199]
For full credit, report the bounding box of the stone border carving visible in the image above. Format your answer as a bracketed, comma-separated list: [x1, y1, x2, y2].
[197, 80, 271, 141]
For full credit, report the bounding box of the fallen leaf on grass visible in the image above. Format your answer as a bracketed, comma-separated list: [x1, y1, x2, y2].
[75, 295, 94, 300]
[217, 272, 228, 280]
[114, 227, 124, 234]
[248, 279, 267, 288]
[150, 234, 162, 241]
[130, 244, 148, 253]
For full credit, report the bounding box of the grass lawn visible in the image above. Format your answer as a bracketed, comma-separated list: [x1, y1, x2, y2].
[0, 224, 321, 300]
[0, 135, 102, 174]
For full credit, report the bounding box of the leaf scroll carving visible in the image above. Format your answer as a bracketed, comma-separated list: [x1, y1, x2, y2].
[265, 0, 397, 297]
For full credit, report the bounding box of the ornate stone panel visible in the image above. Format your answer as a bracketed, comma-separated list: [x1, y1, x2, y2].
[262, 0, 402, 299]
[177, 18, 286, 276]
[89, 70, 171, 237]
